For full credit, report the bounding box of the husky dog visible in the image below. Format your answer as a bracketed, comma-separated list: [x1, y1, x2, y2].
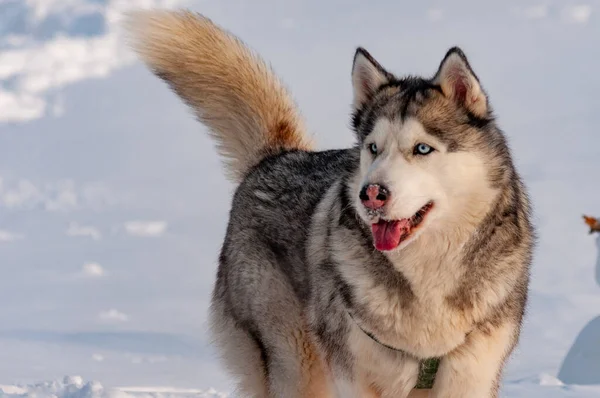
[126, 9, 534, 398]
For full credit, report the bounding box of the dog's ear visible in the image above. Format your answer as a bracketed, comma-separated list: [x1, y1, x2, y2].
[352, 48, 393, 110]
[434, 47, 488, 117]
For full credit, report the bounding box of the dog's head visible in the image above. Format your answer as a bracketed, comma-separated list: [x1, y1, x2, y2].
[349, 47, 510, 252]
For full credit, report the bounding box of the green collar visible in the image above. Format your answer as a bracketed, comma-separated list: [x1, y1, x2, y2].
[416, 358, 440, 389]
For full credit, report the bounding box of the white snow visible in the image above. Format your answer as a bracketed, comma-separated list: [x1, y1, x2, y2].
[0, 0, 192, 122]
[0, 179, 40, 209]
[503, 374, 600, 397]
[82, 263, 106, 278]
[426, 8, 444, 22]
[98, 309, 129, 323]
[0, 376, 227, 397]
[514, 5, 548, 20]
[0, 230, 23, 242]
[92, 354, 105, 362]
[0, 374, 599, 398]
[562, 5, 592, 24]
[123, 221, 168, 237]
[0, 177, 120, 212]
[278, 17, 296, 30]
[66, 222, 102, 240]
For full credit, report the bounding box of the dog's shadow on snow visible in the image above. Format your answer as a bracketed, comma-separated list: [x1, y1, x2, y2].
[557, 235, 600, 385]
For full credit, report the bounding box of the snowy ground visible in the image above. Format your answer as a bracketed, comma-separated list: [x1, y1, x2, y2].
[1, 0, 600, 397]
[0, 376, 227, 397]
[1, 375, 600, 398]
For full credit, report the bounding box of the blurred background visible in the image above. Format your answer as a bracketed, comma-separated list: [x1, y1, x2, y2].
[0, 0, 599, 396]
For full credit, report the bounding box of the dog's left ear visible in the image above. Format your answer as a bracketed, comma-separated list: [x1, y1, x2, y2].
[434, 47, 488, 117]
[352, 47, 393, 110]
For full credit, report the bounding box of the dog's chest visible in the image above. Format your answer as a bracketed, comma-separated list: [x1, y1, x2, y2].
[344, 256, 472, 359]
[354, 289, 470, 359]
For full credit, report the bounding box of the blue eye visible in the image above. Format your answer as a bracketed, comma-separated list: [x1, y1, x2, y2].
[414, 143, 434, 156]
[368, 143, 378, 155]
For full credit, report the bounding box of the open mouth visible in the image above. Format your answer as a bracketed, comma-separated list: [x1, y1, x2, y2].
[371, 201, 434, 251]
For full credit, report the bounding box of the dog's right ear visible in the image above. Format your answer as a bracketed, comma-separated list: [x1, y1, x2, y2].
[352, 48, 393, 110]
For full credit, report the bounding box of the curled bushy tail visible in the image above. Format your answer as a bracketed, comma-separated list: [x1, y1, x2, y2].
[124, 10, 313, 182]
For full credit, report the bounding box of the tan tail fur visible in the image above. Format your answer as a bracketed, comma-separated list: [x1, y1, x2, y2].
[124, 9, 313, 182]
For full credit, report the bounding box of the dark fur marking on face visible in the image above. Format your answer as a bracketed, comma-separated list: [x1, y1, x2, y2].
[397, 78, 437, 122]
[352, 77, 441, 142]
[422, 125, 460, 152]
[351, 71, 498, 158]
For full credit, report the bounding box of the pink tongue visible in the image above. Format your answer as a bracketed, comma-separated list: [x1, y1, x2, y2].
[371, 219, 411, 251]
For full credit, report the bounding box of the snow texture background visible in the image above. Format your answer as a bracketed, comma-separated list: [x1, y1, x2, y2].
[0, 0, 599, 396]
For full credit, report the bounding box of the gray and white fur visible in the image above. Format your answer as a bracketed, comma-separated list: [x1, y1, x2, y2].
[126, 9, 534, 398]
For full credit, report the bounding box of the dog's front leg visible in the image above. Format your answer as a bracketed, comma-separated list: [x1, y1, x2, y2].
[429, 321, 518, 398]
